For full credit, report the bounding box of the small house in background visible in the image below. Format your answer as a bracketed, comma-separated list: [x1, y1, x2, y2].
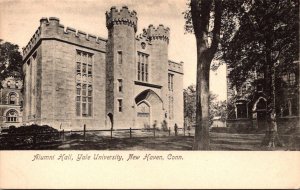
[211, 116, 226, 128]
[0, 77, 23, 129]
[226, 60, 299, 131]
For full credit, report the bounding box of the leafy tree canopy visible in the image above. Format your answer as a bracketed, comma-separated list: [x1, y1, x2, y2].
[222, 0, 299, 89]
[0, 39, 23, 88]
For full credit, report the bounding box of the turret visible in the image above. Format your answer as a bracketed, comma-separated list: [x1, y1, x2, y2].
[146, 24, 170, 121]
[106, 6, 138, 32]
[105, 6, 138, 129]
[147, 24, 170, 43]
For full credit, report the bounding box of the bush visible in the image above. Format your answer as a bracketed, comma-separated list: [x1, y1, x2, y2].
[7, 124, 58, 134]
[0, 124, 60, 149]
[161, 120, 168, 131]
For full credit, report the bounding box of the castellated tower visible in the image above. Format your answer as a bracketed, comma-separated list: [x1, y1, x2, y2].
[146, 24, 170, 120]
[106, 6, 138, 128]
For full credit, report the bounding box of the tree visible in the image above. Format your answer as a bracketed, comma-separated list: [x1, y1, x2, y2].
[183, 0, 243, 149]
[183, 0, 223, 150]
[209, 93, 227, 125]
[184, 85, 227, 129]
[0, 39, 23, 89]
[184, 84, 197, 128]
[222, 0, 299, 147]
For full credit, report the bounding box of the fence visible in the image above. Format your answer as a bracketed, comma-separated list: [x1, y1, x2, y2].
[0, 124, 190, 148]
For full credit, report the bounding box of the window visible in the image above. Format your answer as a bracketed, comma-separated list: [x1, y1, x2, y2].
[241, 85, 247, 94]
[169, 96, 174, 119]
[168, 74, 174, 91]
[282, 72, 296, 85]
[9, 93, 17, 105]
[7, 81, 11, 88]
[236, 103, 248, 118]
[6, 110, 18, 122]
[118, 99, 123, 112]
[118, 51, 122, 64]
[76, 50, 93, 117]
[257, 83, 263, 92]
[137, 52, 149, 82]
[257, 72, 264, 79]
[289, 73, 296, 85]
[118, 79, 123, 92]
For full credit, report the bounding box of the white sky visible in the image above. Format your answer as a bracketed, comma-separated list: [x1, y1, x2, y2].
[0, 0, 227, 100]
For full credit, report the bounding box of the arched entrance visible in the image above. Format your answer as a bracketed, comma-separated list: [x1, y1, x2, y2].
[253, 97, 267, 129]
[107, 113, 113, 129]
[135, 89, 163, 128]
[136, 101, 150, 128]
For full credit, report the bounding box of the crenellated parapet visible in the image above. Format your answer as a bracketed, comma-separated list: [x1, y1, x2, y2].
[168, 60, 184, 74]
[1, 76, 23, 89]
[136, 28, 152, 48]
[23, 17, 107, 61]
[106, 6, 138, 32]
[147, 24, 170, 43]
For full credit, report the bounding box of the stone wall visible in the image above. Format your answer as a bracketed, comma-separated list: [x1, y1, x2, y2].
[22, 18, 107, 130]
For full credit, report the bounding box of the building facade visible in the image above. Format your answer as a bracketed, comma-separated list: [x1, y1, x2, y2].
[226, 61, 299, 131]
[22, 6, 184, 130]
[0, 77, 23, 129]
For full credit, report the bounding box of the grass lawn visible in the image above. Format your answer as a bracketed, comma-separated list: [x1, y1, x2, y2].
[3, 131, 300, 150]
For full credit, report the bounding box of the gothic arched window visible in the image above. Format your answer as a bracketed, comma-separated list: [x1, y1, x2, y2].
[9, 92, 17, 105]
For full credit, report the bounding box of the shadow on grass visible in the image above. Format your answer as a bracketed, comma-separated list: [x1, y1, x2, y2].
[1, 132, 300, 151]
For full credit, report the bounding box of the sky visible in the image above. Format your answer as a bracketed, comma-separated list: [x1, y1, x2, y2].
[0, 0, 227, 100]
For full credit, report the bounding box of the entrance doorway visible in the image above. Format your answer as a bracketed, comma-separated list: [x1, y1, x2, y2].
[107, 113, 113, 129]
[135, 89, 163, 128]
[254, 97, 267, 129]
[136, 102, 150, 128]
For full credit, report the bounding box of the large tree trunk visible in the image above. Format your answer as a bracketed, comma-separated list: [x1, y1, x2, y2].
[261, 25, 284, 148]
[190, 0, 222, 150]
[193, 38, 212, 150]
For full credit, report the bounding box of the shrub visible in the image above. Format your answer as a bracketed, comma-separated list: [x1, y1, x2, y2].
[161, 120, 168, 131]
[0, 124, 60, 149]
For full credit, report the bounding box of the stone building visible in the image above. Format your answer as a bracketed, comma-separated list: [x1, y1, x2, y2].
[0, 77, 23, 129]
[22, 6, 184, 130]
[226, 61, 299, 131]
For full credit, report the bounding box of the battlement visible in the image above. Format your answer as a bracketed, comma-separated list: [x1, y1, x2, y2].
[23, 17, 107, 60]
[147, 24, 170, 43]
[1, 76, 23, 89]
[168, 60, 184, 74]
[106, 6, 138, 32]
[135, 28, 152, 46]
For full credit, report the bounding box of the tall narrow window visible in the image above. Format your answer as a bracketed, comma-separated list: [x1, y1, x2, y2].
[9, 93, 17, 105]
[118, 51, 122, 64]
[168, 74, 174, 91]
[137, 62, 141, 80]
[88, 85, 92, 116]
[118, 99, 123, 112]
[137, 52, 149, 82]
[289, 73, 296, 85]
[169, 96, 174, 119]
[118, 79, 123, 92]
[76, 50, 93, 117]
[141, 63, 144, 81]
